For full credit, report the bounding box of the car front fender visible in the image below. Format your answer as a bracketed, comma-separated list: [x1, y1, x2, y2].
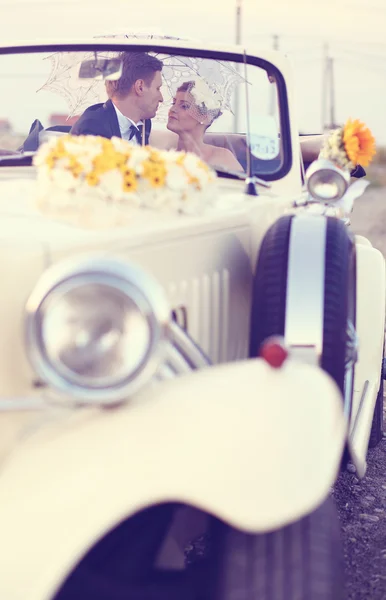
[349, 240, 386, 474]
[0, 358, 346, 600]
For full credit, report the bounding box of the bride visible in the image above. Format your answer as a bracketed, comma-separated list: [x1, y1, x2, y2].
[151, 79, 244, 172]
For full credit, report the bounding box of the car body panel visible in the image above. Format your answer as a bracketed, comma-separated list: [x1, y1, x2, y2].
[0, 358, 346, 600]
[349, 240, 386, 474]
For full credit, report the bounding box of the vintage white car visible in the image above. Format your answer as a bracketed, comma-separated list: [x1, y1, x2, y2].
[0, 35, 383, 600]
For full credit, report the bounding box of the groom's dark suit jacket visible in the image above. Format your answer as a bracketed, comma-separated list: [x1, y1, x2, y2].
[70, 99, 152, 144]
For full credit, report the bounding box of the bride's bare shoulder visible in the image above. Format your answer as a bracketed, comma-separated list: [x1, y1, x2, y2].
[149, 129, 178, 149]
[208, 144, 244, 171]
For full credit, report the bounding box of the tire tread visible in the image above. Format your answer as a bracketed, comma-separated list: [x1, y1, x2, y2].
[214, 498, 344, 600]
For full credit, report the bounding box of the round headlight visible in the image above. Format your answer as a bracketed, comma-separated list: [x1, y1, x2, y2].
[306, 159, 350, 203]
[25, 256, 169, 405]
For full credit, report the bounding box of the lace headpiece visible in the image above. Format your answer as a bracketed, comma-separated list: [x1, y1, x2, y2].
[178, 78, 223, 125]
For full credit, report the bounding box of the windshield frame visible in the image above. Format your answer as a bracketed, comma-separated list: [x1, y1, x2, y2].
[0, 42, 293, 181]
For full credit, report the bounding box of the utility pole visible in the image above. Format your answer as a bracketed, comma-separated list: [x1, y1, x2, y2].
[322, 42, 337, 131]
[234, 0, 242, 132]
[322, 43, 328, 131]
[269, 34, 279, 115]
[328, 55, 336, 128]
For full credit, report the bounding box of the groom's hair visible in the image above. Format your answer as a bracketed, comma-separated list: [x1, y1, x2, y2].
[106, 52, 163, 100]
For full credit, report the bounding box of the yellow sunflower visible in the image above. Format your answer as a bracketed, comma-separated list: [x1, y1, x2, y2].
[142, 158, 166, 185]
[188, 175, 201, 190]
[122, 167, 135, 178]
[86, 171, 99, 187]
[53, 139, 66, 158]
[343, 119, 376, 167]
[148, 166, 166, 188]
[123, 169, 137, 192]
[93, 151, 123, 174]
[148, 150, 166, 170]
[68, 156, 83, 177]
[142, 161, 154, 178]
[45, 155, 56, 169]
[45, 149, 64, 169]
[115, 154, 127, 168]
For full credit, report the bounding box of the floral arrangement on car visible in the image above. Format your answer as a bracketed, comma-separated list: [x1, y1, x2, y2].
[319, 118, 376, 171]
[33, 134, 218, 228]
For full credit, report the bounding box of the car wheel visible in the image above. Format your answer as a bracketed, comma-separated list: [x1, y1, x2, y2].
[250, 214, 357, 418]
[53, 504, 197, 600]
[369, 373, 384, 448]
[212, 498, 344, 600]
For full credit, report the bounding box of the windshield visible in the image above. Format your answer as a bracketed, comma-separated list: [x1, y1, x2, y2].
[0, 45, 289, 179]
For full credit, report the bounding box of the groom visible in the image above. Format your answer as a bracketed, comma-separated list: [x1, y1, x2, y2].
[70, 52, 164, 145]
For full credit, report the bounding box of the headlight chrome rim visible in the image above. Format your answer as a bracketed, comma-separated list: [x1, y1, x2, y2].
[306, 158, 350, 203]
[25, 256, 170, 405]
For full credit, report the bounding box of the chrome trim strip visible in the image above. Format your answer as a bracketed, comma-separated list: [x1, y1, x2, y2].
[156, 364, 175, 380]
[285, 215, 327, 365]
[344, 366, 355, 419]
[168, 321, 211, 369]
[350, 380, 369, 441]
[0, 398, 46, 411]
[164, 345, 193, 375]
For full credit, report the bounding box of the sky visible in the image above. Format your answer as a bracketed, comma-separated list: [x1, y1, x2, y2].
[0, 0, 385, 143]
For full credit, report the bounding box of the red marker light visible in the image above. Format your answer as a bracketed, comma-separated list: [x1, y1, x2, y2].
[259, 337, 288, 368]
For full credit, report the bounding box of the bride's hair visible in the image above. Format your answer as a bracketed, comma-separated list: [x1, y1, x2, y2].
[177, 80, 222, 129]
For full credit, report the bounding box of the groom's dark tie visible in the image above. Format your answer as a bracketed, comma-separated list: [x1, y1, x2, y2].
[128, 124, 143, 144]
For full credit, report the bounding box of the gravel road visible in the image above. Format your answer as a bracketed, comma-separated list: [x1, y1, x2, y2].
[334, 179, 386, 600]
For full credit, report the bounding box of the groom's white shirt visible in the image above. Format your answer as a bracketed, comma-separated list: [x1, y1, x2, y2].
[113, 104, 143, 144]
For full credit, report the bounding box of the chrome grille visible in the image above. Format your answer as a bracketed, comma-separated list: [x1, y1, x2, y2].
[166, 267, 249, 365]
[161, 320, 211, 377]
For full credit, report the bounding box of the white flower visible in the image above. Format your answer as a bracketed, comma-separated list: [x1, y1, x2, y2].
[99, 170, 125, 199]
[183, 152, 215, 187]
[64, 137, 103, 159]
[111, 136, 135, 153]
[126, 147, 151, 174]
[165, 164, 189, 191]
[49, 168, 78, 192]
[183, 152, 203, 172]
[33, 136, 61, 167]
[319, 127, 353, 170]
[163, 150, 185, 163]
